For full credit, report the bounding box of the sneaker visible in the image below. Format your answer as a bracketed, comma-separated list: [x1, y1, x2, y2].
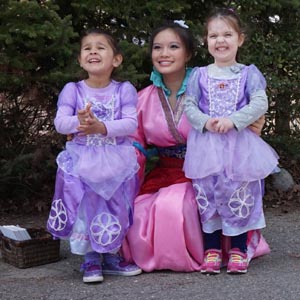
[201, 249, 222, 274]
[227, 248, 248, 274]
[80, 261, 104, 283]
[102, 253, 142, 276]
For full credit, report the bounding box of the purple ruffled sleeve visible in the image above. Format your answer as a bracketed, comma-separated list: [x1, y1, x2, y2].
[246, 64, 267, 96]
[54, 82, 80, 135]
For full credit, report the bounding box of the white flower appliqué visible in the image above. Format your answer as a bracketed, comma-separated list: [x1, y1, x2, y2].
[90, 213, 121, 246]
[228, 182, 254, 219]
[193, 183, 209, 214]
[47, 199, 68, 231]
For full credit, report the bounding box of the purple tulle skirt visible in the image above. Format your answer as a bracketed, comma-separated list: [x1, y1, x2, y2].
[184, 128, 279, 181]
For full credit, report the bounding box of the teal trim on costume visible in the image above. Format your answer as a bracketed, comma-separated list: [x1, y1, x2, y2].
[150, 67, 193, 99]
[133, 141, 148, 157]
[133, 141, 158, 159]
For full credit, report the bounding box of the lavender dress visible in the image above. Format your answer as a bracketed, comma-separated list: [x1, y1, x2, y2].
[184, 65, 279, 236]
[47, 80, 139, 254]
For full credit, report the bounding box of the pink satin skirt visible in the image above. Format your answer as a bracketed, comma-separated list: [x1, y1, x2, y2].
[122, 157, 270, 272]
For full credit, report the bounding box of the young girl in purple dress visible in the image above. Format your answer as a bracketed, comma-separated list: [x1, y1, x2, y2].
[184, 8, 279, 274]
[47, 28, 141, 283]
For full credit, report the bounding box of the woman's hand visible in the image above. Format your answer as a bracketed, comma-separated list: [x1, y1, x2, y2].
[66, 134, 73, 141]
[248, 115, 265, 136]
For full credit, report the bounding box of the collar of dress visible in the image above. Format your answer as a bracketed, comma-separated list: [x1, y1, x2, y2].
[150, 67, 193, 99]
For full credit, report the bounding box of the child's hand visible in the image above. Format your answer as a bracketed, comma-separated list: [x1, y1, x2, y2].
[77, 103, 92, 125]
[213, 118, 234, 133]
[77, 109, 107, 136]
[205, 118, 219, 132]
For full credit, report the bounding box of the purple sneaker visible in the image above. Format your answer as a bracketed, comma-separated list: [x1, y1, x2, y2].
[80, 261, 104, 283]
[102, 253, 142, 276]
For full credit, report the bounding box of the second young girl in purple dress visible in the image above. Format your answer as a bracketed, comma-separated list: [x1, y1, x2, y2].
[184, 8, 279, 274]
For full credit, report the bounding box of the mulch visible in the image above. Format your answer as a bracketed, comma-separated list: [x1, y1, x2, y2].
[264, 157, 300, 212]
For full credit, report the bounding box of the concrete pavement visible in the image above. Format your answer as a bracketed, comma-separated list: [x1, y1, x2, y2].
[0, 208, 300, 300]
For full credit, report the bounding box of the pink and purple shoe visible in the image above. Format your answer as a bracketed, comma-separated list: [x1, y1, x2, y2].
[227, 248, 248, 274]
[201, 249, 222, 274]
[102, 253, 142, 276]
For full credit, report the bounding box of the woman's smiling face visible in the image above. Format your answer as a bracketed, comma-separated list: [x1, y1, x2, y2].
[151, 28, 190, 76]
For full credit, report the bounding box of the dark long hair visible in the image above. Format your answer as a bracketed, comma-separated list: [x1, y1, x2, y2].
[149, 21, 195, 60]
